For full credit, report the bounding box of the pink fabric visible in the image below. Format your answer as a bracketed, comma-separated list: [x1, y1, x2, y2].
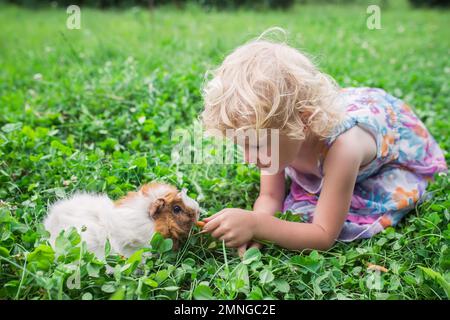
[283, 87, 448, 242]
[290, 182, 380, 224]
[346, 214, 380, 224]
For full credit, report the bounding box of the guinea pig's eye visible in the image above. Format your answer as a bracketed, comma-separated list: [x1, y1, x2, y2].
[172, 205, 183, 214]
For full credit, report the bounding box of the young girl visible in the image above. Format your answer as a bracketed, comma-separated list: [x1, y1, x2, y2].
[199, 33, 448, 256]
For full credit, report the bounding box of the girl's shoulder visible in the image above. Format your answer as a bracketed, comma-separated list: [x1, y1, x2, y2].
[323, 86, 402, 177]
[326, 125, 378, 172]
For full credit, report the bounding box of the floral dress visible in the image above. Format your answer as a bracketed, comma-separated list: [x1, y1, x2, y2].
[283, 87, 448, 242]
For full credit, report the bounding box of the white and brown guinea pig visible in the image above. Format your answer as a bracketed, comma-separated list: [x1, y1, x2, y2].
[44, 182, 200, 258]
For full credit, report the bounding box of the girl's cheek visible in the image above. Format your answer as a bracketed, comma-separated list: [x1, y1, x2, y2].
[276, 154, 294, 171]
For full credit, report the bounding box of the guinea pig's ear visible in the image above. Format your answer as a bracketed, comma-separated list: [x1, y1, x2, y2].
[148, 198, 165, 218]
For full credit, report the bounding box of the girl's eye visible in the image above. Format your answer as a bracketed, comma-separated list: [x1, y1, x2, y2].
[172, 205, 183, 214]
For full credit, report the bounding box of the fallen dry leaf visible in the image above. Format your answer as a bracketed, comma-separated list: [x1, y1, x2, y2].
[367, 263, 389, 273]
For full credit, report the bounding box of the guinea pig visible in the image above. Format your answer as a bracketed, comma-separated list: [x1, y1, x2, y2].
[44, 182, 200, 258]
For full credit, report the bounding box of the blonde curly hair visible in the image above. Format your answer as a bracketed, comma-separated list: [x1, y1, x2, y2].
[201, 28, 345, 141]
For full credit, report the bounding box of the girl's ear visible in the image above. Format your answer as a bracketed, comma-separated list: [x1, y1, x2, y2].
[148, 198, 165, 218]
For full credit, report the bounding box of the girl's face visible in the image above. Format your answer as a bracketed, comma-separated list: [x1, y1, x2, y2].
[238, 131, 303, 175]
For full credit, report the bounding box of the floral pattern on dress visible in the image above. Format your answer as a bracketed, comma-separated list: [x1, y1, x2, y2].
[283, 87, 448, 242]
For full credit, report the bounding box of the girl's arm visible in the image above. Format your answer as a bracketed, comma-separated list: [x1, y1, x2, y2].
[253, 170, 285, 215]
[203, 133, 366, 251]
[236, 171, 285, 256]
[252, 139, 362, 250]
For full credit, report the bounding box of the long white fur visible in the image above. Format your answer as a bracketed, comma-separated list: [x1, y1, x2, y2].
[179, 188, 200, 220]
[44, 184, 197, 258]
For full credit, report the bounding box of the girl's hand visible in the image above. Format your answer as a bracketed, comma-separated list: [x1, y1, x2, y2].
[237, 241, 263, 259]
[202, 208, 257, 248]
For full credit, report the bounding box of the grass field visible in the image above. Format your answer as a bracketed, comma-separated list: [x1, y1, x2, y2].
[0, 1, 449, 300]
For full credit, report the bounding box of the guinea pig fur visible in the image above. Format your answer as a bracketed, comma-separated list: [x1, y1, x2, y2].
[44, 182, 200, 258]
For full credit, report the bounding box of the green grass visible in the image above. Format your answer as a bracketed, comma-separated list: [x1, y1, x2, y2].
[0, 1, 449, 300]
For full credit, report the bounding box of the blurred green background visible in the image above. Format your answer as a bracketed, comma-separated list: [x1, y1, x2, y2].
[0, 0, 449, 300]
[2, 0, 450, 9]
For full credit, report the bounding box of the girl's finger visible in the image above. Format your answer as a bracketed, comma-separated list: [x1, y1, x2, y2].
[211, 227, 227, 239]
[249, 242, 263, 249]
[203, 210, 225, 222]
[226, 240, 238, 248]
[237, 244, 248, 258]
[202, 217, 222, 234]
[218, 234, 229, 242]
